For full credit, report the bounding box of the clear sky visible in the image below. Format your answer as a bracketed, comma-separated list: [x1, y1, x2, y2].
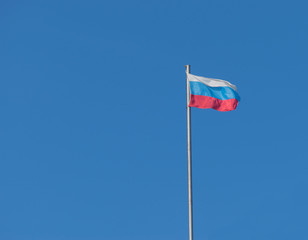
[1, 0, 307, 239]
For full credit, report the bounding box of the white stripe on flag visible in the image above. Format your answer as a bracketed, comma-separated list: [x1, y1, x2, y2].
[188, 73, 238, 92]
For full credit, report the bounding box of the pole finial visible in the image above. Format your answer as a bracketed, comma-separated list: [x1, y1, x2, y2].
[185, 65, 190, 74]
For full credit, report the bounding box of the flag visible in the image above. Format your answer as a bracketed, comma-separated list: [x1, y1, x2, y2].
[188, 73, 240, 112]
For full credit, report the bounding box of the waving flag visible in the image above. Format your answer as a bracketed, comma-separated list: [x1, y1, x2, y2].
[188, 73, 240, 111]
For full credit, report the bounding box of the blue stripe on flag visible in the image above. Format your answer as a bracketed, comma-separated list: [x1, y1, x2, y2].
[189, 81, 241, 101]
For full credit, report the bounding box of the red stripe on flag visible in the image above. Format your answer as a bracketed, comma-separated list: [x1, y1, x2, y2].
[189, 95, 239, 112]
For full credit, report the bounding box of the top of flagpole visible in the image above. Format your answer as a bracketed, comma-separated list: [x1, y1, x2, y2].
[185, 65, 190, 73]
[185, 65, 191, 107]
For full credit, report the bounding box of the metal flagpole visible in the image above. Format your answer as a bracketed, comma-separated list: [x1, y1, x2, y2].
[185, 65, 193, 240]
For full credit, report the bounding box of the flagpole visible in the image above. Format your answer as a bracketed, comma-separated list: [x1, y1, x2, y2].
[185, 65, 193, 240]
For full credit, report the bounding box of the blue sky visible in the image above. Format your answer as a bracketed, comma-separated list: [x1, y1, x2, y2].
[1, 0, 307, 239]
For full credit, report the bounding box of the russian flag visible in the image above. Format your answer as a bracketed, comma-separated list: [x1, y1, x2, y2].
[188, 73, 240, 112]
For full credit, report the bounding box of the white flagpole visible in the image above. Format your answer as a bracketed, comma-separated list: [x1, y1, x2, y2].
[185, 65, 193, 240]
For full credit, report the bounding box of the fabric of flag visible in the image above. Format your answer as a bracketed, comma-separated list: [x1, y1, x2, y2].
[188, 73, 240, 111]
